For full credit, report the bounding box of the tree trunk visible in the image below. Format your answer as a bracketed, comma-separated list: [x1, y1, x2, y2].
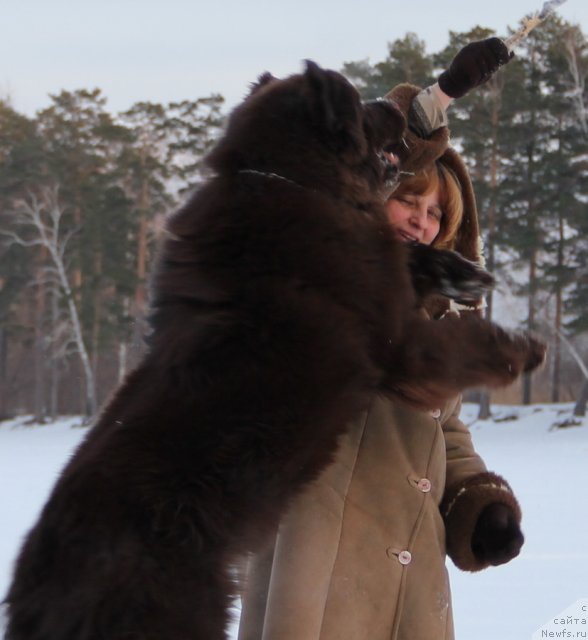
[551, 170, 565, 403]
[118, 340, 128, 384]
[37, 191, 97, 417]
[521, 45, 541, 407]
[522, 246, 537, 406]
[478, 393, 492, 420]
[0, 327, 8, 419]
[477, 96, 500, 422]
[574, 380, 588, 417]
[551, 295, 562, 403]
[132, 173, 150, 355]
[522, 131, 537, 406]
[48, 286, 59, 420]
[64, 280, 97, 417]
[90, 251, 103, 402]
[33, 273, 46, 422]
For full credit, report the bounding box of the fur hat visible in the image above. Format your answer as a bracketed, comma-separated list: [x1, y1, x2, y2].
[385, 83, 484, 316]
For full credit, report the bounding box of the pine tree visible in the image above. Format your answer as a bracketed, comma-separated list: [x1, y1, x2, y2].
[342, 32, 434, 100]
[165, 95, 225, 195]
[504, 19, 588, 404]
[117, 101, 175, 361]
[562, 24, 588, 341]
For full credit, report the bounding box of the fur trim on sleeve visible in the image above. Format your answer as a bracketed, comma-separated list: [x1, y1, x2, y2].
[441, 472, 522, 572]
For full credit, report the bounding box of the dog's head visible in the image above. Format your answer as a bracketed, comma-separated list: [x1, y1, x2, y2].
[206, 61, 406, 205]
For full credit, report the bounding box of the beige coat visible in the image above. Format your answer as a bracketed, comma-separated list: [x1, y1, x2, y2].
[237, 395, 521, 640]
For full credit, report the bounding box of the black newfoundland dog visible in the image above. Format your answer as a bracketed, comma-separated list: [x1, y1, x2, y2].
[5, 62, 544, 640]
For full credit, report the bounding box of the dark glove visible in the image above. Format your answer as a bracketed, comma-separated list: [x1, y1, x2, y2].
[438, 37, 514, 99]
[471, 503, 524, 566]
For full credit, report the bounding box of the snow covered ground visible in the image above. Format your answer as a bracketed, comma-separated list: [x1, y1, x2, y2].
[1, 404, 587, 639]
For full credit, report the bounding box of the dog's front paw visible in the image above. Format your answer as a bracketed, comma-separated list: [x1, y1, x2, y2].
[521, 333, 547, 373]
[498, 330, 547, 380]
[408, 244, 495, 304]
[435, 252, 495, 304]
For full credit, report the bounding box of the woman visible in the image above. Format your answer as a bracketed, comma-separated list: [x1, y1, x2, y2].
[387, 161, 464, 249]
[237, 40, 521, 640]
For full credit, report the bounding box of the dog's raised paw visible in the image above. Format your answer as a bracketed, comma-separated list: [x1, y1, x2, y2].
[522, 334, 547, 372]
[408, 244, 495, 304]
[500, 330, 547, 379]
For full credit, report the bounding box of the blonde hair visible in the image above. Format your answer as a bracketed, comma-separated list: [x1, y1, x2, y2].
[392, 161, 464, 250]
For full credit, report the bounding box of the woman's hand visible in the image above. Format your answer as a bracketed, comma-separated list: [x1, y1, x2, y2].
[471, 502, 524, 565]
[438, 37, 514, 99]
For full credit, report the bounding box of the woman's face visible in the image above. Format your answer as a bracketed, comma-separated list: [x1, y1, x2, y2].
[385, 186, 442, 246]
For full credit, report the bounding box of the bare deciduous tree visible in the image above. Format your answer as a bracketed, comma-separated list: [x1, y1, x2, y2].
[0, 185, 97, 417]
[563, 25, 588, 137]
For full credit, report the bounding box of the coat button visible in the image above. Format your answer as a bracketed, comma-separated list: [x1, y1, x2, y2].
[430, 408, 441, 419]
[398, 550, 412, 565]
[417, 478, 432, 493]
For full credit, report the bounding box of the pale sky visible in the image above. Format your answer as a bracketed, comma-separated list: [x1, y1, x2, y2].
[2, 0, 587, 117]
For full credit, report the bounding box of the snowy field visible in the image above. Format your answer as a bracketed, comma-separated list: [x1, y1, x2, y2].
[1, 403, 587, 639]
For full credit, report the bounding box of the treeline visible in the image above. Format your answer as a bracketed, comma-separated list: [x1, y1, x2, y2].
[0, 89, 224, 418]
[0, 17, 587, 420]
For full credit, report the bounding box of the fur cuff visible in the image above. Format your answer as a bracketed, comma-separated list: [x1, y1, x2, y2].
[441, 472, 522, 572]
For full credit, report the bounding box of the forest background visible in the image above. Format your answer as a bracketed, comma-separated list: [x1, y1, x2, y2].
[1, 18, 587, 421]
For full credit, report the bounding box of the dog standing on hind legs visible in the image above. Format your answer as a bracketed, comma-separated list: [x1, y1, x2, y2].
[4, 61, 545, 640]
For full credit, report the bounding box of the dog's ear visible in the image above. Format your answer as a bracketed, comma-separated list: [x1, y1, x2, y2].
[248, 72, 276, 96]
[206, 72, 277, 173]
[362, 99, 406, 150]
[302, 60, 367, 157]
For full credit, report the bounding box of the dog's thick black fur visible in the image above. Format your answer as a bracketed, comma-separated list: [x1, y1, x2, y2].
[4, 62, 544, 640]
